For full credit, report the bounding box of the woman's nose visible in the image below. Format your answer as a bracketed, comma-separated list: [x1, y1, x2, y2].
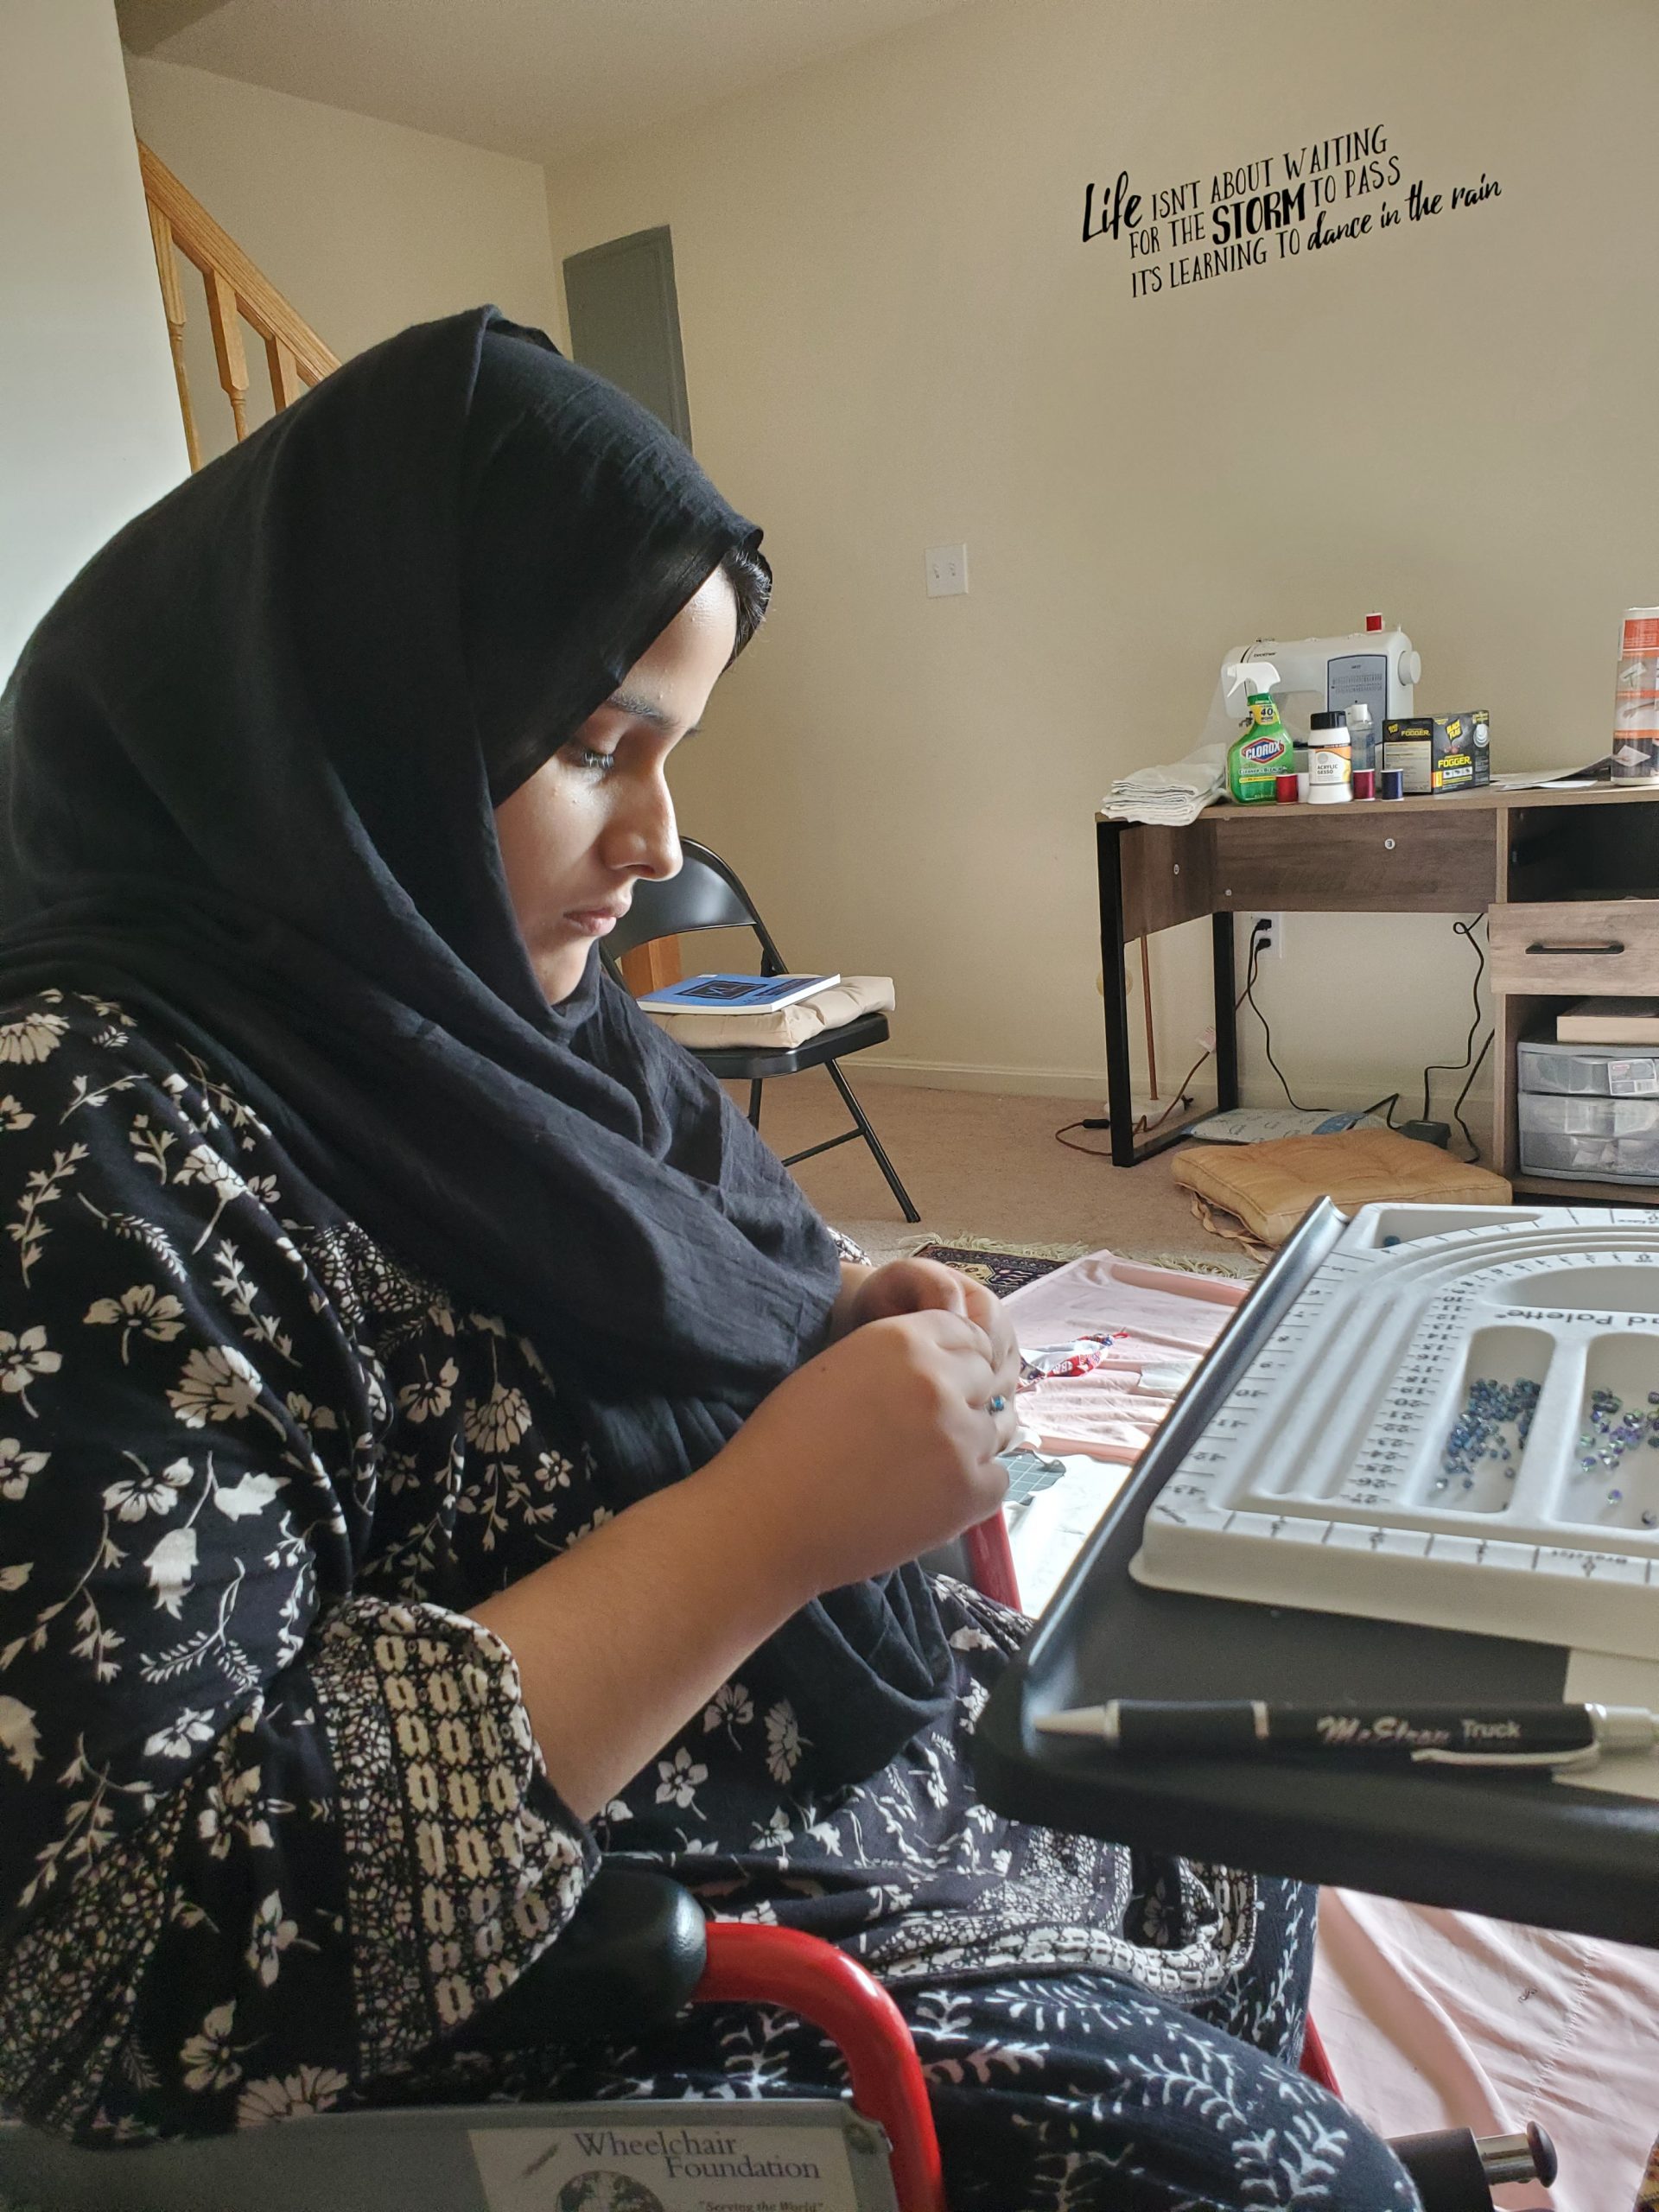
[606, 771, 682, 882]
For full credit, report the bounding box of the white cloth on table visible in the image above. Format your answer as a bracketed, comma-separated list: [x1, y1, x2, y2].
[1099, 742, 1229, 825]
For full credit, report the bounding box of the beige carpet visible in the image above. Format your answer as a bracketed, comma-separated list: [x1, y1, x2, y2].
[730, 1073, 1242, 1268]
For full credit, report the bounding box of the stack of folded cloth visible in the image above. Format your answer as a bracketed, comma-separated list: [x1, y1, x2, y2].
[1100, 743, 1227, 825]
[644, 975, 894, 1049]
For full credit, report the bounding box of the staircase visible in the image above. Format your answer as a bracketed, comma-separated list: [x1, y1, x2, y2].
[138, 140, 337, 469]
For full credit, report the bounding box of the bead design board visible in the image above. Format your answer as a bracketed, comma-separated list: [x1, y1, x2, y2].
[1131, 1205, 1659, 1687]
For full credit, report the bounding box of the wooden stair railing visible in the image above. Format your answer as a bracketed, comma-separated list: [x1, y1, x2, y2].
[138, 140, 339, 470]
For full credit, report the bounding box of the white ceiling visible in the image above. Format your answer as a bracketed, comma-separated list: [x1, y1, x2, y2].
[124, 0, 977, 170]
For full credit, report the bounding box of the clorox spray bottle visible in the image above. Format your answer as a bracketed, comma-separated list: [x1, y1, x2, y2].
[1226, 664, 1293, 804]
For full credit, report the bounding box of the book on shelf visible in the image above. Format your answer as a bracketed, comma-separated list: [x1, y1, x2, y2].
[1555, 998, 1659, 1044]
[637, 972, 840, 1014]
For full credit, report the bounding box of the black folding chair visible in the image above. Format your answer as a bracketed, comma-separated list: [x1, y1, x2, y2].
[607, 839, 920, 1222]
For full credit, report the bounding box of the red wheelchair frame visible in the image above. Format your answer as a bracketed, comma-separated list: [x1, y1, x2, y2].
[693, 1919, 1343, 2212]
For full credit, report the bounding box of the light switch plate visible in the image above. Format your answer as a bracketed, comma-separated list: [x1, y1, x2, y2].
[925, 543, 969, 596]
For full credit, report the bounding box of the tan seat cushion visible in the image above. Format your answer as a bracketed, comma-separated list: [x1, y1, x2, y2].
[1171, 1126, 1511, 1247]
[645, 975, 895, 1049]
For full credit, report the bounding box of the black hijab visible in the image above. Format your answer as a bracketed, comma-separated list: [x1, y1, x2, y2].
[0, 306, 950, 1789]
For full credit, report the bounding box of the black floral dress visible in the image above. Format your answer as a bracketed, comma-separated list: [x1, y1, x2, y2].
[0, 994, 1415, 2211]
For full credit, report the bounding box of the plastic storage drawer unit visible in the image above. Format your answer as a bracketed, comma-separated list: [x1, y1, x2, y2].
[1516, 1040, 1659, 1098]
[1517, 1091, 1659, 1181]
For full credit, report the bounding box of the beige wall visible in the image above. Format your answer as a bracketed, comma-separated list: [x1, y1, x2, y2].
[0, 1, 188, 683]
[125, 54, 561, 461]
[543, 0, 1657, 1119]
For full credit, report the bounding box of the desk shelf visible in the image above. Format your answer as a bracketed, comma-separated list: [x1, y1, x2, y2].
[1096, 785, 1659, 1188]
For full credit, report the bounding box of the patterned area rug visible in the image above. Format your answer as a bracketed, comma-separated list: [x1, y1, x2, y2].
[913, 1234, 1261, 1300]
[911, 1237, 1079, 1299]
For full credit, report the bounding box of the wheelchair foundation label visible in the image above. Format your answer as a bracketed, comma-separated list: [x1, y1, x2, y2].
[470, 2107, 886, 2212]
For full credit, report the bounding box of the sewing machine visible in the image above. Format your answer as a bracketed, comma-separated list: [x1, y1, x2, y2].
[1198, 625, 1421, 753]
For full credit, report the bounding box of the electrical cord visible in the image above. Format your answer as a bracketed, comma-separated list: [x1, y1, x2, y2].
[1061, 916, 1497, 1161]
[1239, 921, 1303, 1110]
[1420, 917, 1487, 1126]
[1450, 1029, 1494, 1162]
[1236, 913, 1488, 1138]
[1055, 919, 1275, 1157]
[1053, 1122, 1121, 1155]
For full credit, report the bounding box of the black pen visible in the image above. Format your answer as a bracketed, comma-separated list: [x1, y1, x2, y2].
[1035, 1699, 1659, 1769]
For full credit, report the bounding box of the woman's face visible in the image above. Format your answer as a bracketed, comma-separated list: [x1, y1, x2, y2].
[494, 569, 739, 1004]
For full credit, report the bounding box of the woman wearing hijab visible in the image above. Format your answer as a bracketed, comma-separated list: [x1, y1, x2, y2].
[0, 310, 1413, 2209]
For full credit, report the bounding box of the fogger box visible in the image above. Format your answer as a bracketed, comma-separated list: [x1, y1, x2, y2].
[1382, 710, 1490, 794]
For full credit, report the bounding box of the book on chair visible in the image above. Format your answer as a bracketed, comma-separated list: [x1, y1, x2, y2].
[637, 972, 840, 1014]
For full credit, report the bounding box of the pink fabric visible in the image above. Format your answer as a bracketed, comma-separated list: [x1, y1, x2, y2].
[1002, 1251, 1245, 1461]
[1312, 1888, 1659, 2212]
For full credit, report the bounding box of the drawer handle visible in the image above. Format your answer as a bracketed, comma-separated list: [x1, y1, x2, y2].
[1522, 940, 1625, 957]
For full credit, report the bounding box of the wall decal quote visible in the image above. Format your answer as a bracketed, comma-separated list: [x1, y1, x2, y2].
[1081, 126, 1501, 300]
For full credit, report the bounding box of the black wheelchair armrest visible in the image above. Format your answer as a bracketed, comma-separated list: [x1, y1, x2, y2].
[452, 1866, 708, 2052]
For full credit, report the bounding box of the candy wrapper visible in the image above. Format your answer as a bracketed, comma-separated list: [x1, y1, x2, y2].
[1019, 1333, 1121, 1388]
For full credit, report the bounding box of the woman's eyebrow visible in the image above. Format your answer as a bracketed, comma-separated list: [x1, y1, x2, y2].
[605, 687, 699, 736]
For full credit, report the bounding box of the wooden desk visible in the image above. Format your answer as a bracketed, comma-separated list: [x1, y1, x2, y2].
[1096, 783, 1659, 1185]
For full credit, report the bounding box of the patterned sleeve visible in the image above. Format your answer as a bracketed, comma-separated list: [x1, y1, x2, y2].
[0, 997, 595, 2140]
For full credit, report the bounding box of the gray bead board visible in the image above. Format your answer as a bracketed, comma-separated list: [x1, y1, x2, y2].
[1133, 1203, 1659, 1659]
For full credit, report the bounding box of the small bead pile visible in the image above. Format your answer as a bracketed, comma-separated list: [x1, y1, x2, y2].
[1435, 1375, 1541, 1496]
[1576, 1387, 1659, 1519]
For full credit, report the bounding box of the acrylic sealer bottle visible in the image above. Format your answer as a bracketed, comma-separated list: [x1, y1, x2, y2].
[1306, 710, 1353, 804]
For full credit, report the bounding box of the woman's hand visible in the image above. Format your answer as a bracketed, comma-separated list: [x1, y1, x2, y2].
[719, 1306, 1015, 1599]
[473, 1298, 1014, 1820]
[835, 1257, 1020, 1414]
[472, 1265, 1017, 1821]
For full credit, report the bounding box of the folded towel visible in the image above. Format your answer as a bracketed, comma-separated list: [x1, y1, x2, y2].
[1100, 742, 1228, 825]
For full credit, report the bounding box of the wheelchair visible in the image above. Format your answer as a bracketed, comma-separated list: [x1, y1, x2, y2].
[0, 1863, 1561, 2210]
[0, 1516, 1560, 2211]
